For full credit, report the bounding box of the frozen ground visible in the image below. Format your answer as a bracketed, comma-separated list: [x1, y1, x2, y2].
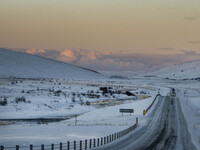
[0, 78, 164, 147]
[0, 77, 199, 150]
[0, 78, 155, 119]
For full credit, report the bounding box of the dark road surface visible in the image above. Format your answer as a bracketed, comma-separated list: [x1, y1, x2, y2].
[103, 95, 196, 150]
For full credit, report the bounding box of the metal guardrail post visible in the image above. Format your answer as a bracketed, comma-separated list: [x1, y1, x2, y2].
[67, 141, 70, 150]
[97, 138, 99, 147]
[16, 145, 19, 150]
[85, 140, 87, 150]
[51, 144, 54, 150]
[74, 141, 76, 150]
[89, 139, 92, 149]
[30, 145, 33, 150]
[41, 144, 44, 150]
[60, 143, 62, 150]
[80, 141, 82, 150]
[93, 139, 96, 148]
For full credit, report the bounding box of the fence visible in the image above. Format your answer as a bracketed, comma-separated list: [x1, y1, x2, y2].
[0, 118, 138, 150]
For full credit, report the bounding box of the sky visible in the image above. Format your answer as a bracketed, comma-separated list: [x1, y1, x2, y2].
[0, 0, 200, 72]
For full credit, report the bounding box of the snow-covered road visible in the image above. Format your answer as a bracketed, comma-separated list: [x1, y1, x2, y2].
[102, 95, 196, 150]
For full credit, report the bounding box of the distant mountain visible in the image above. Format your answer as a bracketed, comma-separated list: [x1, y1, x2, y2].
[148, 60, 200, 80]
[0, 48, 103, 79]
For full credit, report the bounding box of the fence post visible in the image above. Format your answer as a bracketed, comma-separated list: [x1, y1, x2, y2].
[89, 139, 92, 149]
[60, 143, 62, 150]
[93, 139, 96, 148]
[97, 138, 99, 147]
[16, 145, 19, 150]
[101, 138, 103, 145]
[80, 141, 82, 150]
[136, 117, 138, 125]
[67, 141, 70, 150]
[51, 144, 54, 150]
[1, 146, 4, 150]
[41, 144, 44, 150]
[85, 140, 87, 150]
[112, 134, 113, 141]
[30, 145, 33, 150]
[74, 141, 76, 150]
[109, 135, 111, 142]
[107, 136, 109, 143]
[104, 137, 106, 144]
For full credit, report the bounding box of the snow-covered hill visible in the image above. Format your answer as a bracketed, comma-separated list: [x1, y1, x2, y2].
[0, 48, 103, 79]
[148, 60, 200, 80]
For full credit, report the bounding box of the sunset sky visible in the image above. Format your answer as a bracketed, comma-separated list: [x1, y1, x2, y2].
[0, 0, 200, 71]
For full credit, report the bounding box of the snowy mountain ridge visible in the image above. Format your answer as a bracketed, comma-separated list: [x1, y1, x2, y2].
[0, 48, 103, 79]
[149, 59, 200, 79]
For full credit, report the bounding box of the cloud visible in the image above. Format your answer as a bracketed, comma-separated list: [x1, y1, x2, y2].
[179, 49, 199, 55]
[187, 41, 200, 44]
[59, 49, 77, 63]
[26, 48, 46, 54]
[184, 16, 197, 21]
[10, 48, 200, 72]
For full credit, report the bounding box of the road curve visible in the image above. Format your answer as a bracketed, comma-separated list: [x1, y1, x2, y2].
[103, 95, 196, 150]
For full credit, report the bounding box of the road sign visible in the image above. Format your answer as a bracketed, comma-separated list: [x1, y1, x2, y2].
[119, 109, 134, 116]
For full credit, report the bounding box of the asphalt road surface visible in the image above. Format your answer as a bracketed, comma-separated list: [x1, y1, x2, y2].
[103, 95, 196, 150]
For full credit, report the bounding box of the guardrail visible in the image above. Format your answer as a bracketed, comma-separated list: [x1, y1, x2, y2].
[0, 118, 138, 150]
[145, 94, 160, 114]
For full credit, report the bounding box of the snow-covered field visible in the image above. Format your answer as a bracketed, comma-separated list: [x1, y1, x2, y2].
[0, 78, 156, 119]
[0, 77, 167, 147]
[176, 87, 200, 149]
[147, 59, 200, 80]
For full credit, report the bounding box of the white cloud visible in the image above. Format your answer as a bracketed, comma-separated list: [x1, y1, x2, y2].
[26, 48, 46, 54]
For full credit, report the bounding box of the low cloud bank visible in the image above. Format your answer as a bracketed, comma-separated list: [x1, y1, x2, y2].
[10, 48, 200, 72]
